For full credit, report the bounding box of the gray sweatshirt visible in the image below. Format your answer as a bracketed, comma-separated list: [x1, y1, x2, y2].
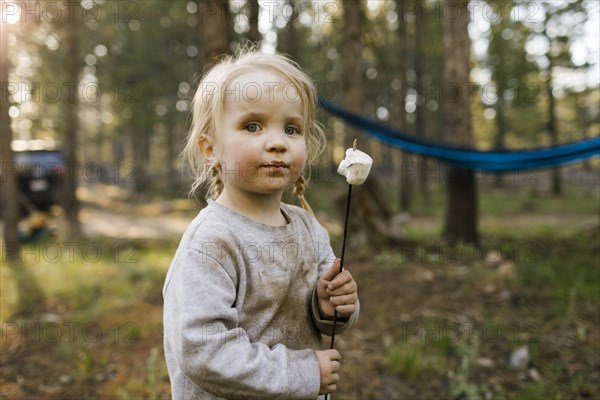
[163, 200, 359, 399]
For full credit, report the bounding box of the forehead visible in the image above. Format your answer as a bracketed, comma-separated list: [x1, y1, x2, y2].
[223, 70, 301, 104]
[230, 70, 286, 86]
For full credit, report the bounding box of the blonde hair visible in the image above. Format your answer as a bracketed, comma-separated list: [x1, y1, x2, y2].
[181, 48, 326, 214]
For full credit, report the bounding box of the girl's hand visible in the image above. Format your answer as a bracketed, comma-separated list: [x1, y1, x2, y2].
[317, 259, 358, 319]
[315, 349, 340, 394]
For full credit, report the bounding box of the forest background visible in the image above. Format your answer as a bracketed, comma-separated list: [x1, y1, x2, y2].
[0, 0, 599, 399]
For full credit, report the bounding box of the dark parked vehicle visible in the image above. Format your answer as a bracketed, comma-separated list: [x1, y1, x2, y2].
[11, 140, 65, 217]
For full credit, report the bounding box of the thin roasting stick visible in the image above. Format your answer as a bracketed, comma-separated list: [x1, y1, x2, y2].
[325, 140, 372, 400]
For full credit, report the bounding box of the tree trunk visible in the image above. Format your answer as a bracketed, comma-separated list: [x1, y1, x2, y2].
[1, 22, 21, 261]
[193, 0, 231, 201]
[246, 0, 260, 44]
[442, 0, 478, 244]
[131, 124, 149, 194]
[395, 0, 413, 212]
[166, 122, 182, 196]
[546, 62, 561, 196]
[1, 24, 46, 313]
[341, 0, 366, 151]
[62, 14, 82, 237]
[493, 99, 507, 187]
[415, 0, 430, 208]
[340, 1, 393, 248]
[277, 0, 298, 59]
[197, 0, 231, 73]
[394, 0, 407, 128]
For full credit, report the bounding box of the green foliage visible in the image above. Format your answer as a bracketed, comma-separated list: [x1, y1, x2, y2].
[447, 337, 488, 400]
[513, 383, 552, 400]
[384, 320, 489, 398]
[3, 0, 599, 397]
[482, 0, 540, 147]
[519, 230, 600, 315]
[385, 339, 426, 379]
[1, 196, 597, 398]
[145, 347, 165, 400]
[374, 250, 408, 266]
[7, 0, 597, 199]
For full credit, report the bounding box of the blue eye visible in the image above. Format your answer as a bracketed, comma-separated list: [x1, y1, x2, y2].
[285, 126, 300, 135]
[246, 123, 259, 132]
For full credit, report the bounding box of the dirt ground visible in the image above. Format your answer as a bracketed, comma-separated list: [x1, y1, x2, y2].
[1, 185, 599, 399]
[334, 259, 599, 399]
[2, 254, 598, 399]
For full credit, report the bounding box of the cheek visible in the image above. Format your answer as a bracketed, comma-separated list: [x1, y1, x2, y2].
[233, 149, 256, 165]
[295, 152, 307, 168]
[218, 142, 257, 167]
[297, 142, 307, 164]
[291, 144, 307, 176]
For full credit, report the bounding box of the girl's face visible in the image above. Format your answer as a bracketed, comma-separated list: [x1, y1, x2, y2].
[213, 70, 307, 200]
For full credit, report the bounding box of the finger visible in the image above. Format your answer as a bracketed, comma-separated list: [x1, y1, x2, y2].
[331, 361, 340, 372]
[320, 259, 342, 282]
[327, 281, 357, 297]
[327, 281, 357, 298]
[325, 374, 339, 387]
[334, 304, 356, 317]
[329, 293, 357, 306]
[329, 349, 341, 361]
[327, 271, 354, 292]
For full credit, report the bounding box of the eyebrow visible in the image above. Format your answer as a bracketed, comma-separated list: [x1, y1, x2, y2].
[237, 112, 268, 123]
[236, 112, 305, 126]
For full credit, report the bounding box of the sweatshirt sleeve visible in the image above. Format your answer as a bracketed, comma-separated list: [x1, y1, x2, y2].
[163, 248, 321, 400]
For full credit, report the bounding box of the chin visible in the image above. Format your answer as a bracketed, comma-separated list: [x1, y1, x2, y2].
[253, 183, 292, 195]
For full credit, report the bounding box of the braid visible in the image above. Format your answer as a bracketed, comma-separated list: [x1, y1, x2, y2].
[208, 163, 224, 199]
[293, 175, 314, 216]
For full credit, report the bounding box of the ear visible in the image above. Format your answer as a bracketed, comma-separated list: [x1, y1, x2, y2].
[197, 136, 216, 162]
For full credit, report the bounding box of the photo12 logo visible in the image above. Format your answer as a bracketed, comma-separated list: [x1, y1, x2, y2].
[400, 321, 539, 344]
[1, 1, 139, 24]
[1, 321, 140, 344]
[194, 1, 340, 25]
[2, 82, 139, 104]
[395, 1, 541, 24]
[0, 241, 139, 264]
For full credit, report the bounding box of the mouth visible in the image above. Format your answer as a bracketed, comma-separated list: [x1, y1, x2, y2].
[262, 161, 289, 168]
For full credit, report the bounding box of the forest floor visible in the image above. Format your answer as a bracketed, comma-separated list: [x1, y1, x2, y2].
[0, 183, 599, 399]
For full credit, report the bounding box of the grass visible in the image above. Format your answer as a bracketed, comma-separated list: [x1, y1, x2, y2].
[281, 165, 598, 243]
[376, 185, 598, 399]
[1, 181, 598, 399]
[385, 339, 427, 380]
[515, 229, 600, 317]
[1, 238, 174, 321]
[0, 237, 175, 398]
[414, 187, 596, 235]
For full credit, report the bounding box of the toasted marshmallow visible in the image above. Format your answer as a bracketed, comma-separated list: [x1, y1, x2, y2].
[337, 148, 373, 185]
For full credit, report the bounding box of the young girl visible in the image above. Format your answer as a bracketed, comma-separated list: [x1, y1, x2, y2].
[163, 49, 359, 399]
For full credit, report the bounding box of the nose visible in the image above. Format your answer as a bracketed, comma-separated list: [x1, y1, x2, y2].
[264, 129, 288, 153]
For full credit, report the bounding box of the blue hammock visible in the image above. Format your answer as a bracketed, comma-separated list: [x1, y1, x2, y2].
[320, 99, 600, 171]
